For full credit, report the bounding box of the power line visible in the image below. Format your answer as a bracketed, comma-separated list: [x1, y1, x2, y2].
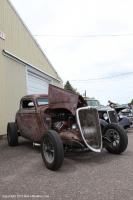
[68, 72, 133, 81]
[34, 33, 133, 38]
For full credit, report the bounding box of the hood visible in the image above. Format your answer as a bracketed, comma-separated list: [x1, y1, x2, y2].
[48, 85, 86, 115]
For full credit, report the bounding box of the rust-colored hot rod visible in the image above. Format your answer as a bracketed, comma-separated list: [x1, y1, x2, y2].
[7, 85, 128, 170]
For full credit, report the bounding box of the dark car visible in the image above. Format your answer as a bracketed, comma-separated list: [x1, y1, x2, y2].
[85, 98, 118, 128]
[86, 98, 131, 129]
[115, 106, 132, 129]
[7, 85, 128, 170]
[119, 108, 133, 121]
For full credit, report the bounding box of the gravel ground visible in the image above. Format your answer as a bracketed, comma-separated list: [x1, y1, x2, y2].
[0, 128, 133, 200]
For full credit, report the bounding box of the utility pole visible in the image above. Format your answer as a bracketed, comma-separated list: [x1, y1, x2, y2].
[84, 90, 86, 98]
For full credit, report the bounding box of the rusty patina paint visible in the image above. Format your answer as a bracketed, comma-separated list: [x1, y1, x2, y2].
[49, 85, 79, 115]
[16, 85, 85, 143]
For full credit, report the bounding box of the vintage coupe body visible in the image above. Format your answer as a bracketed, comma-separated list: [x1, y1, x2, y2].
[7, 85, 128, 170]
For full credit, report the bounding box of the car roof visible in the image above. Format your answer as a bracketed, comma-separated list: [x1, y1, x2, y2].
[21, 94, 48, 100]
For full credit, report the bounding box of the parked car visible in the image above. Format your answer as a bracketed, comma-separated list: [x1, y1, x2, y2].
[7, 85, 128, 170]
[115, 106, 133, 129]
[85, 98, 118, 129]
[86, 98, 131, 129]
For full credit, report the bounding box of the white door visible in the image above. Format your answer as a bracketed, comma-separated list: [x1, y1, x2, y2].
[27, 71, 50, 94]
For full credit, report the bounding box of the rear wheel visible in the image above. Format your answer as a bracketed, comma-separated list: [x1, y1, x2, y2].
[41, 130, 64, 170]
[7, 122, 18, 146]
[103, 124, 128, 154]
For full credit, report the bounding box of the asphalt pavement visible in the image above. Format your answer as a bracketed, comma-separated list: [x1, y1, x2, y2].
[0, 128, 133, 200]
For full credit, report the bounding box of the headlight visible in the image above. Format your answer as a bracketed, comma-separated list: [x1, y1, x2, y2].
[103, 113, 109, 120]
[119, 114, 123, 119]
[72, 124, 77, 130]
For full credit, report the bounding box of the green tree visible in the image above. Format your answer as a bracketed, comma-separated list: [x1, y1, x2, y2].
[64, 81, 79, 94]
[130, 99, 133, 104]
[128, 99, 133, 108]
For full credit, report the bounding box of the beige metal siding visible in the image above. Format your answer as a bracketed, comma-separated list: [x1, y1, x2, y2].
[0, 0, 62, 135]
[1, 0, 61, 80]
[0, 56, 27, 135]
[0, 17, 5, 134]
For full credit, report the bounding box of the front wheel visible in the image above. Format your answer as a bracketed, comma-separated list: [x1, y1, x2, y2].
[41, 130, 64, 170]
[103, 124, 128, 154]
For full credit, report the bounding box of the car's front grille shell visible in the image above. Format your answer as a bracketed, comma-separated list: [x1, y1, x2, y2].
[76, 107, 102, 152]
[108, 110, 118, 123]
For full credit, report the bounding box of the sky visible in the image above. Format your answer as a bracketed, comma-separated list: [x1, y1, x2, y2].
[10, 0, 133, 105]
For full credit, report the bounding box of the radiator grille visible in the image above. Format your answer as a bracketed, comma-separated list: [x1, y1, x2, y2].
[77, 108, 102, 151]
[108, 110, 118, 123]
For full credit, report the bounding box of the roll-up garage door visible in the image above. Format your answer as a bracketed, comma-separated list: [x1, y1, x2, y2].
[27, 71, 51, 94]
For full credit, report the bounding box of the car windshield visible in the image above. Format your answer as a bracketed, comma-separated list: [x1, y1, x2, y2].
[37, 98, 48, 106]
[86, 100, 100, 107]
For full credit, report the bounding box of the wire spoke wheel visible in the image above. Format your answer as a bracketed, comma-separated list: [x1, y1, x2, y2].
[41, 130, 64, 170]
[43, 137, 55, 164]
[105, 129, 120, 148]
[103, 124, 128, 154]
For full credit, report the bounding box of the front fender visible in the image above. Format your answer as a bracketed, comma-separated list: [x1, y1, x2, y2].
[119, 117, 130, 129]
[99, 119, 109, 132]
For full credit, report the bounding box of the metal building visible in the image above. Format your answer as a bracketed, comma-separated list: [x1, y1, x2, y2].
[0, 0, 62, 135]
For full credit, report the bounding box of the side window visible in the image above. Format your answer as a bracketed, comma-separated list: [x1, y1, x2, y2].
[21, 99, 35, 109]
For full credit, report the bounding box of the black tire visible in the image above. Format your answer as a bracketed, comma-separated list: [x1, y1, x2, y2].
[7, 122, 18, 146]
[41, 130, 64, 170]
[103, 123, 128, 154]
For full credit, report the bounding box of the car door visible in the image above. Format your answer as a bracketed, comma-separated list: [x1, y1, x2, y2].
[17, 99, 40, 141]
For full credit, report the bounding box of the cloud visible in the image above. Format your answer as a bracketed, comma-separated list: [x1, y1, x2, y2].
[10, 0, 133, 104]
